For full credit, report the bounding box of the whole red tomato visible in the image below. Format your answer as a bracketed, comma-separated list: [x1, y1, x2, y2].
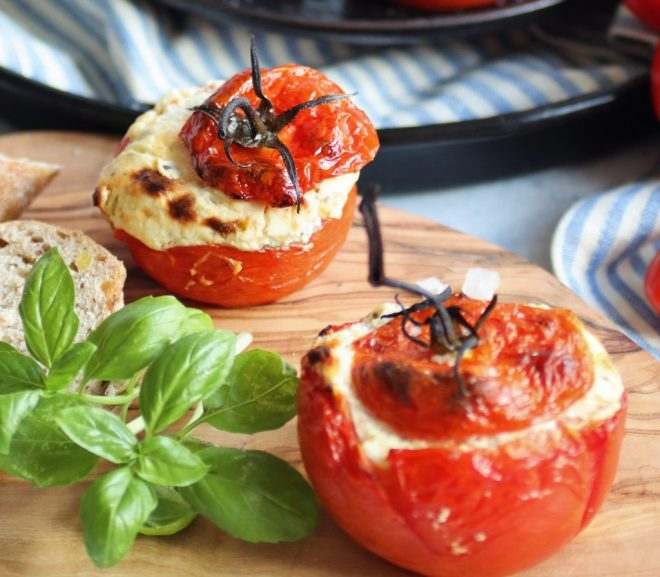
[625, 0, 660, 30]
[298, 297, 626, 577]
[645, 252, 660, 314]
[652, 45, 660, 120]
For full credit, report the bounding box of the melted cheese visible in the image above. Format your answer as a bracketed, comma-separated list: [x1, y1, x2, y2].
[316, 303, 625, 464]
[96, 83, 357, 252]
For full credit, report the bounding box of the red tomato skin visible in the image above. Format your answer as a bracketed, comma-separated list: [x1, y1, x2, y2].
[645, 252, 660, 314]
[625, 0, 660, 31]
[351, 298, 594, 442]
[298, 349, 627, 577]
[397, 0, 496, 10]
[115, 187, 357, 308]
[652, 46, 660, 121]
[180, 65, 379, 208]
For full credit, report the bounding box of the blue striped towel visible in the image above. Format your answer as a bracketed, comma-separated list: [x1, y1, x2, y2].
[610, 5, 658, 51]
[552, 174, 660, 358]
[551, 7, 659, 359]
[0, 0, 648, 129]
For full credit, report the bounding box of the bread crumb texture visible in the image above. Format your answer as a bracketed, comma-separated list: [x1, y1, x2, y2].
[0, 220, 126, 354]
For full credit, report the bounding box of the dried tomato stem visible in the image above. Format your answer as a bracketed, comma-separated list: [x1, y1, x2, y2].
[358, 185, 498, 397]
[192, 37, 351, 212]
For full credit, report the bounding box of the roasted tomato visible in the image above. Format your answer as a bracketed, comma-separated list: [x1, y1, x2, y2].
[97, 40, 378, 308]
[298, 297, 626, 577]
[625, 0, 660, 31]
[397, 0, 496, 10]
[645, 252, 660, 314]
[115, 186, 357, 308]
[181, 65, 379, 208]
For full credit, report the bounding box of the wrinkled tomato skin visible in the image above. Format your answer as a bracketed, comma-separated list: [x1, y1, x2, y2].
[352, 298, 594, 442]
[115, 187, 356, 308]
[625, 0, 660, 31]
[180, 65, 379, 208]
[397, 0, 496, 10]
[298, 344, 627, 577]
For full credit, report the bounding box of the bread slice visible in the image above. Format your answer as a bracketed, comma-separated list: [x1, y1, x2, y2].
[0, 220, 126, 356]
[0, 154, 60, 221]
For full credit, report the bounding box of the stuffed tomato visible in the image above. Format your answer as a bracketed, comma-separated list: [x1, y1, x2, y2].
[95, 44, 378, 307]
[298, 296, 626, 577]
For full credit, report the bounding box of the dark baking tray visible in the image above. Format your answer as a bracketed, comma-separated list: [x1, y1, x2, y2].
[0, 64, 653, 192]
[154, 0, 570, 45]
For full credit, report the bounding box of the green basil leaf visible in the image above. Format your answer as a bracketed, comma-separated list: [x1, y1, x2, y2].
[140, 331, 236, 435]
[0, 390, 41, 454]
[84, 296, 214, 382]
[46, 341, 97, 391]
[140, 486, 196, 536]
[7, 395, 98, 486]
[0, 344, 45, 394]
[205, 350, 298, 434]
[80, 467, 157, 568]
[135, 436, 208, 487]
[56, 405, 137, 464]
[179, 447, 318, 543]
[19, 248, 79, 367]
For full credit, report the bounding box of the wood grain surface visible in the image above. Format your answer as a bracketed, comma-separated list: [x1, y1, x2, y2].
[0, 131, 658, 577]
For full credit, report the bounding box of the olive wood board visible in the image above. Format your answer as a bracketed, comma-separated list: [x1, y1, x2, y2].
[0, 131, 657, 577]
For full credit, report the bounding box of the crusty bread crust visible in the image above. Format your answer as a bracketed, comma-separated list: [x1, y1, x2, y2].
[0, 154, 60, 222]
[0, 220, 126, 355]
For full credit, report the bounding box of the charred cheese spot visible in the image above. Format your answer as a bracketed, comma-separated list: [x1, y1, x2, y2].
[92, 187, 102, 208]
[204, 217, 240, 235]
[319, 325, 333, 337]
[134, 168, 171, 196]
[168, 194, 196, 222]
[307, 346, 331, 365]
[373, 361, 412, 406]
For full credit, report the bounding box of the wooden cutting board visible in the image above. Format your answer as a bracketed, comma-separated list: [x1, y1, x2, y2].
[0, 131, 658, 577]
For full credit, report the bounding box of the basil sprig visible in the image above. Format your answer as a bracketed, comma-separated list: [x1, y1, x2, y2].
[0, 249, 317, 567]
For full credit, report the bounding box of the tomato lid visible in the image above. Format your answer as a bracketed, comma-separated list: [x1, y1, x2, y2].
[180, 43, 379, 209]
[351, 296, 594, 441]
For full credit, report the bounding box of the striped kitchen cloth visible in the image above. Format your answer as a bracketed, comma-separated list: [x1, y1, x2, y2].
[552, 170, 660, 358]
[0, 0, 649, 129]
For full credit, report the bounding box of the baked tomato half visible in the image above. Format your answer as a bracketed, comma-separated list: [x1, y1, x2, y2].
[298, 297, 626, 577]
[115, 186, 357, 308]
[625, 0, 660, 31]
[645, 251, 660, 314]
[397, 0, 496, 10]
